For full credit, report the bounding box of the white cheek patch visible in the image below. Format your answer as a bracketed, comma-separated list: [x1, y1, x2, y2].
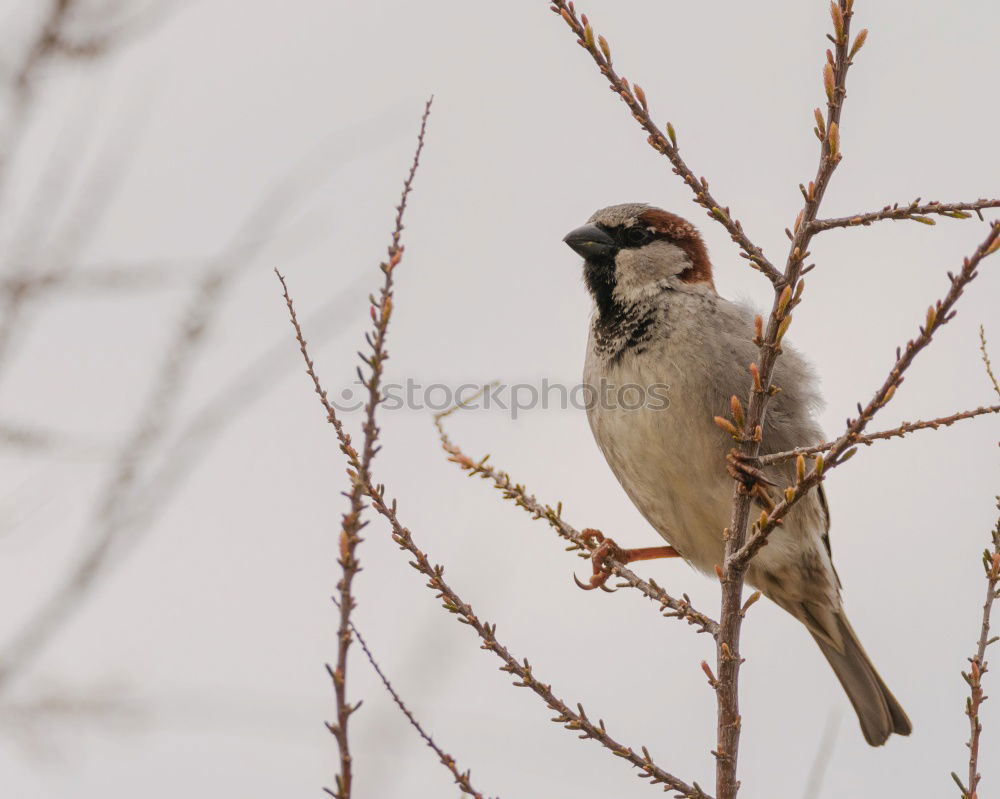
[613, 240, 691, 300]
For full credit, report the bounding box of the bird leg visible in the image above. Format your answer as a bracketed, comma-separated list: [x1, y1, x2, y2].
[574, 528, 681, 592]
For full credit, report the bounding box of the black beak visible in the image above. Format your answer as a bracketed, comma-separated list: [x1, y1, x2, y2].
[563, 224, 618, 261]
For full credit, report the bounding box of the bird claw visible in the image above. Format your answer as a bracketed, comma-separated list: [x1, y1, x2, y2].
[573, 529, 681, 592]
[574, 529, 622, 592]
[573, 570, 617, 593]
[726, 449, 776, 489]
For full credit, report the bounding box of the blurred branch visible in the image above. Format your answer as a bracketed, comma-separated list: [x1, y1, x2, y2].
[0, 122, 356, 695]
[106, 266, 371, 546]
[757, 404, 1000, 466]
[0, 419, 102, 457]
[0, 0, 81, 195]
[810, 198, 1000, 232]
[278, 274, 711, 799]
[0, 259, 198, 296]
[342, 607, 493, 799]
[548, 1, 782, 286]
[0, 89, 151, 383]
[0, 0, 160, 204]
[434, 399, 719, 637]
[0, 680, 140, 758]
[801, 712, 840, 799]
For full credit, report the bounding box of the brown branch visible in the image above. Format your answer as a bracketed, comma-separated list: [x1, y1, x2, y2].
[434, 400, 718, 637]
[278, 278, 710, 799]
[810, 198, 1000, 232]
[981, 327, 1000, 400]
[713, 6, 863, 798]
[757, 404, 1000, 466]
[734, 222, 1000, 569]
[952, 505, 1000, 799]
[548, 1, 782, 286]
[319, 98, 432, 799]
[953, 331, 1000, 798]
[341, 608, 494, 799]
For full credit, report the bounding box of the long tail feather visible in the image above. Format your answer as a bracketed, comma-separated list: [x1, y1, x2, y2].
[811, 613, 911, 746]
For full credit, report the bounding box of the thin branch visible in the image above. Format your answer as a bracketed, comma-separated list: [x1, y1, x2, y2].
[734, 222, 1000, 569]
[713, 6, 863, 798]
[980, 326, 1000, 400]
[810, 198, 1000, 232]
[548, 1, 783, 285]
[952, 505, 1000, 799]
[953, 331, 1000, 798]
[434, 399, 718, 637]
[321, 97, 433, 799]
[757, 404, 1000, 466]
[278, 277, 711, 799]
[342, 608, 493, 799]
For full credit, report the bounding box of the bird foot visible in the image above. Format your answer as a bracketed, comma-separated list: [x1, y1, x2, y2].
[726, 449, 776, 490]
[574, 528, 681, 592]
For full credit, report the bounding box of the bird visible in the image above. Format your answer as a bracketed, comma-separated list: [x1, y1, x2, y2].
[563, 202, 911, 747]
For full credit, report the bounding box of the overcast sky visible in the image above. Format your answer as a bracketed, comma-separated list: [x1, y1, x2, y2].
[1, 1, 999, 797]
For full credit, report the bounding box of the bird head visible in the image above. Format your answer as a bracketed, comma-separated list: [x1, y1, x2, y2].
[563, 204, 715, 308]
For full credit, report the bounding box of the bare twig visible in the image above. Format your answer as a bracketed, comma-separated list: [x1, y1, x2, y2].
[341, 608, 493, 799]
[952, 330, 1000, 799]
[320, 98, 433, 799]
[981, 326, 1000, 399]
[434, 400, 718, 636]
[278, 277, 711, 799]
[548, 1, 782, 286]
[734, 222, 1000, 569]
[548, 3, 996, 797]
[952, 506, 1000, 799]
[810, 198, 1000, 232]
[712, 6, 863, 797]
[757, 404, 1000, 466]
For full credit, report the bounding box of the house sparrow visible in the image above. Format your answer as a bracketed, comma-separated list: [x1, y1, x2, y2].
[564, 203, 911, 747]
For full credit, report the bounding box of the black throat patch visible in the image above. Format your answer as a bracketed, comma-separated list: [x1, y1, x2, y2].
[584, 259, 659, 363]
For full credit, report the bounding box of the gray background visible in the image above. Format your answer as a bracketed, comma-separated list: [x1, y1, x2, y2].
[1, 0, 998, 796]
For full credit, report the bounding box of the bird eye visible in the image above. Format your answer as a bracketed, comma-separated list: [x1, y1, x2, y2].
[624, 226, 652, 246]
